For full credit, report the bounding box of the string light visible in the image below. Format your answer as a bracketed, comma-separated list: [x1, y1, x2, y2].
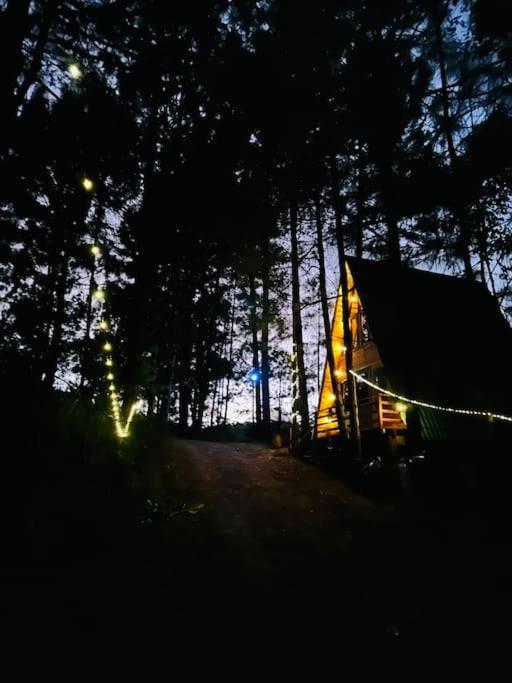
[65, 63, 142, 441]
[350, 370, 512, 424]
[113, 400, 143, 439]
[67, 63, 83, 80]
[90, 245, 142, 439]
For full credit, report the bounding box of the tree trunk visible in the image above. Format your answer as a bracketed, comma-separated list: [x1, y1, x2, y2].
[158, 351, 176, 422]
[123, 101, 161, 403]
[15, 1, 59, 112]
[433, 10, 473, 279]
[355, 144, 365, 259]
[190, 388, 198, 427]
[193, 341, 208, 430]
[79, 214, 102, 392]
[0, 0, 32, 149]
[223, 288, 236, 425]
[196, 391, 205, 429]
[42, 251, 70, 391]
[79, 255, 96, 392]
[178, 342, 192, 428]
[210, 378, 218, 427]
[216, 378, 224, 424]
[329, 153, 361, 458]
[147, 393, 155, 416]
[289, 201, 310, 445]
[179, 384, 190, 428]
[377, 158, 401, 267]
[260, 236, 271, 427]
[314, 194, 348, 439]
[248, 273, 262, 424]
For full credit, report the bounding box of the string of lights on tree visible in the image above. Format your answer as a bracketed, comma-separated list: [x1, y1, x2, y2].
[350, 370, 512, 424]
[89, 238, 142, 438]
[68, 62, 142, 439]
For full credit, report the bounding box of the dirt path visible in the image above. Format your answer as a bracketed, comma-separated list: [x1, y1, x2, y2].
[9, 437, 509, 650]
[155, 440, 423, 640]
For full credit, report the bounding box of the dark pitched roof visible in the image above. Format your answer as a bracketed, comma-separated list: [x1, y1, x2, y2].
[347, 257, 512, 414]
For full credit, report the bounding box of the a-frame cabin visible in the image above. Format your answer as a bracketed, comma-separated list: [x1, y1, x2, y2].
[315, 258, 512, 450]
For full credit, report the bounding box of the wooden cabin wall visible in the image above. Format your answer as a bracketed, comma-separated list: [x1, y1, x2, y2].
[315, 263, 388, 439]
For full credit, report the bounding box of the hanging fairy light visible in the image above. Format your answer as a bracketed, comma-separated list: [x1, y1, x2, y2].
[87, 236, 142, 438]
[82, 177, 94, 192]
[67, 63, 83, 80]
[62, 63, 142, 439]
[350, 370, 512, 424]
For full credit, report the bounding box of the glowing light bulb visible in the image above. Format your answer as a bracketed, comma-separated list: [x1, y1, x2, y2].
[105, 359, 113, 367]
[68, 63, 82, 79]
[395, 402, 408, 413]
[107, 372, 114, 381]
[99, 320, 108, 331]
[103, 342, 112, 352]
[82, 177, 94, 192]
[109, 383, 116, 392]
[94, 288, 105, 301]
[91, 245, 101, 256]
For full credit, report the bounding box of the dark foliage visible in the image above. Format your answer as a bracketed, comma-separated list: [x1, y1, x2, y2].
[0, 0, 510, 430]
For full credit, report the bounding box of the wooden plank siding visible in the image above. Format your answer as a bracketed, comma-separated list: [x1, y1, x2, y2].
[315, 261, 407, 440]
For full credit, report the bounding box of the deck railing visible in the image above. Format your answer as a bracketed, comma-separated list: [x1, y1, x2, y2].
[315, 393, 405, 438]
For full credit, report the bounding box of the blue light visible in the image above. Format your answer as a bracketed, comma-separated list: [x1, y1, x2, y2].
[249, 371, 260, 382]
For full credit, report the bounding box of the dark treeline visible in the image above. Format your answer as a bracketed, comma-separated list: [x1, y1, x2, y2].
[1, 0, 511, 436]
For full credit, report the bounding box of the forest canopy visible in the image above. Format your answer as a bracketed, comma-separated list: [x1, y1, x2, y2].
[1, 0, 511, 431]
